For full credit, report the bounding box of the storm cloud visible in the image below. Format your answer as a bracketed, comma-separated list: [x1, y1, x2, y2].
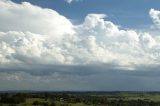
[0, 0, 160, 91]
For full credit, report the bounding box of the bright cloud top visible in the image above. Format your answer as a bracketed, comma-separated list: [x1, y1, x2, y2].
[0, 0, 160, 70]
[150, 8, 160, 28]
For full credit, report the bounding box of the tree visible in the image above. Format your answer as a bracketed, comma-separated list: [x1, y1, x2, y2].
[50, 102, 56, 106]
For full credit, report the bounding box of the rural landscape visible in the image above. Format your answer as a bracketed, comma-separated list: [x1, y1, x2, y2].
[1, 92, 160, 106]
[1, 0, 160, 105]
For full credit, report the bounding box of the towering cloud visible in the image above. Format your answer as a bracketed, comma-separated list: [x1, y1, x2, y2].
[1, 0, 160, 91]
[0, 0, 75, 40]
[0, 0, 160, 71]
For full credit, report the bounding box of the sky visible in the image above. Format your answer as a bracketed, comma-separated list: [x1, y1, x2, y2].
[12, 0, 160, 28]
[0, 0, 160, 91]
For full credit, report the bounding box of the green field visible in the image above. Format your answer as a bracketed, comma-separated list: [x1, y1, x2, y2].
[1, 92, 160, 106]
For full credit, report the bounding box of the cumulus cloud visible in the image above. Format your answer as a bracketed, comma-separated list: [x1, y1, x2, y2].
[149, 8, 160, 28]
[1, 1, 160, 90]
[0, 0, 160, 73]
[0, 0, 75, 40]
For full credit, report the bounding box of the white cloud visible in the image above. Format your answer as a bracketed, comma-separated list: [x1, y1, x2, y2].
[149, 8, 160, 28]
[0, 0, 75, 41]
[1, 1, 160, 91]
[0, 0, 160, 71]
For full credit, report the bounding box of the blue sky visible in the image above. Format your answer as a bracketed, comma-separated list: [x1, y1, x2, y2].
[12, 0, 160, 28]
[0, 0, 160, 91]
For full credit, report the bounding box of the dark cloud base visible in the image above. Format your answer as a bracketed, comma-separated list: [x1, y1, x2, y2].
[0, 64, 160, 91]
